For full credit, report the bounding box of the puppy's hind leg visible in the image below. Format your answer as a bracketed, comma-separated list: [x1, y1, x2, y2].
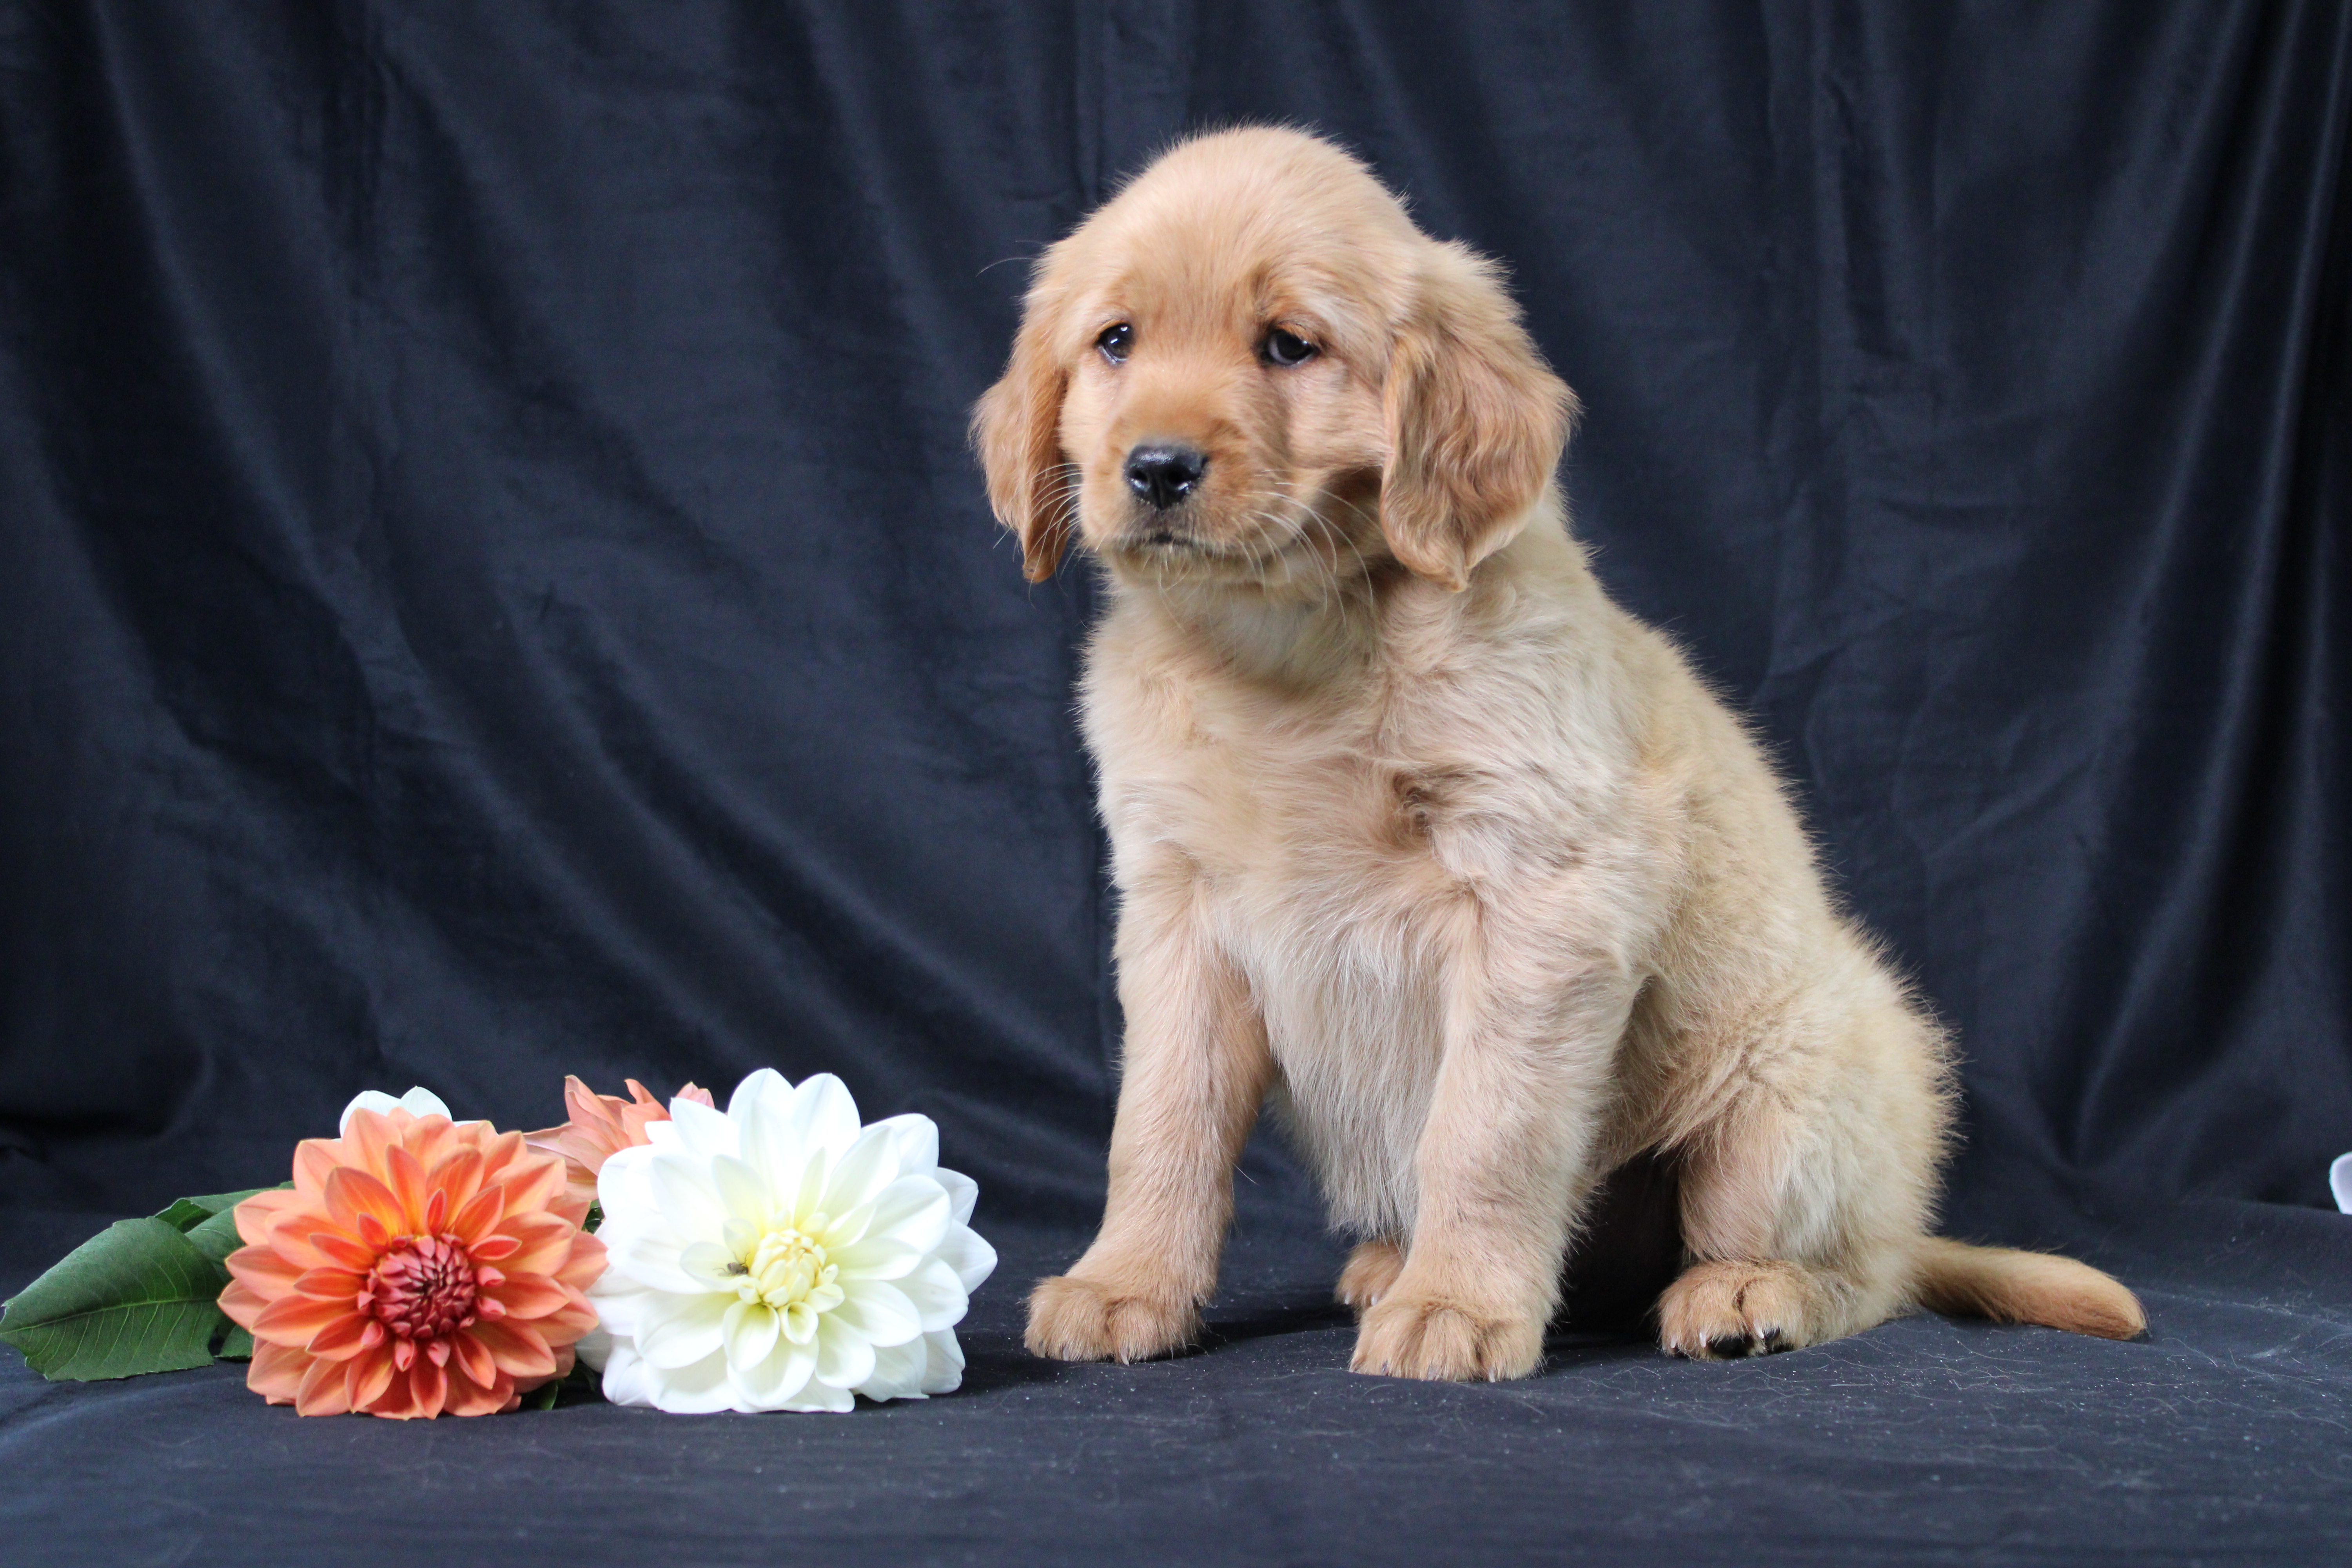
[1659, 1070, 1927, 1360]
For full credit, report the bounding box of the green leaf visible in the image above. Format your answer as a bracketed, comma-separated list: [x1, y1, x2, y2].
[0, 1218, 233, 1381]
[214, 1321, 254, 1362]
[523, 1357, 601, 1411]
[181, 1206, 250, 1267]
[584, 1200, 603, 1234]
[152, 1189, 271, 1233]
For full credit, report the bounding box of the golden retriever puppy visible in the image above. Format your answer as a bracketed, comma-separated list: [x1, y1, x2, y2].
[973, 126, 2144, 1379]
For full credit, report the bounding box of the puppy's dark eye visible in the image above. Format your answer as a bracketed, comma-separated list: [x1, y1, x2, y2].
[1263, 328, 1316, 367]
[1097, 323, 1133, 363]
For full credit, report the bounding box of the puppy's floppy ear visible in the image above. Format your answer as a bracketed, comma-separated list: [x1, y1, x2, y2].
[972, 281, 1075, 583]
[1380, 243, 1579, 592]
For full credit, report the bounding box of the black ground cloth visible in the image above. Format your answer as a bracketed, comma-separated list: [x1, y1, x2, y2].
[2, 4, 2348, 1564]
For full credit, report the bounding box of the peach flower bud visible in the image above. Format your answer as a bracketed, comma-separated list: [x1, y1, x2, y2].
[525, 1076, 715, 1207]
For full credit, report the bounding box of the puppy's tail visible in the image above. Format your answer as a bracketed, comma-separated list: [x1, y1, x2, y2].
[1910, 1237, 2147, 1341]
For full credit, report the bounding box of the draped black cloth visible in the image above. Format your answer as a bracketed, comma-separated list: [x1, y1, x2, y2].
[2, 4, 2347, 1563]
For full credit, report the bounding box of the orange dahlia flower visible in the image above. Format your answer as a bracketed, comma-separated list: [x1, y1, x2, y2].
[525, 1075, 713, 1205]
[220, 1106, 604, 1418]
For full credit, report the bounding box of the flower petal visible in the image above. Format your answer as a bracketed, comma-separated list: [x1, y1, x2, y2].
[304, 1312, 377, 1362]
[935, 1223, 998, 1293]
[736, 1339, 817, 1409]
[322, 1166, 407, 1242]
[425, 1147, 486, 1221]
[470, 1318, 560, 1379]
[678, 1240, 741, 1290]
[295, 1351, 353, 1416]
[650, 1349, 741, 1414]
[649, 1153, 728, 1245]
[665, 1096, 740, 1161]
[733, 1074, 804, 1199]
[858, 1335, 929, 1402]
[408, 1354, 448, 1418]
[596, 1339, 657, 1408]
[598, 1219, 702, 1296]
[252, 1292, 359, 1347]
[782, 1376, 855, 1414]
[233, 1188, 308, 1248]
[918, 1327, 966, 1395]
[818, 1124, 903, 1218]
[708, 1154, 773, 1230]
[637, 1291, 731, 1370]
[291, 1266, 367, 1301]
[247, 1341, 307, 1403]
[345, 1345, 396, 1410]
[338, 1091, 404, 1138]
[485, 1275, 577, 1320]
[831, 1279, 921, 1347]
[488, 1150, 567, 1220]
[935, 1167, 979, 1228]
[873, 1113, 939, 1176]
[785, 1074, 862, 1160]
[451, 1328, 498, 1390]
[722, 1299, 780, 1370]
[398, 1087, 455, 1123]
[384, 1144, 432, 1233]
[898, 1256, 970, 1332]
[864, 1175, 951, 1256]
[812, 1314, 876, 1390]
[307, 1231, 377, 1272]
[830, 1235, 920, 1282]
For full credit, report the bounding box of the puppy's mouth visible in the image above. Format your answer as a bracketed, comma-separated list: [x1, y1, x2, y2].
[1110, 514, 1249, 562]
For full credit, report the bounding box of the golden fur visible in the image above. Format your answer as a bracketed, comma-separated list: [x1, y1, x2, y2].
[973, 127, 2144, 1379]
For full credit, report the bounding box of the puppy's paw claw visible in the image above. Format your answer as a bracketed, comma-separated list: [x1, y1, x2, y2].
[1336, 1238, 1405, 1314]
[1026, 1273, 1199, 1364]
[1659, 1261, 1813, 1360]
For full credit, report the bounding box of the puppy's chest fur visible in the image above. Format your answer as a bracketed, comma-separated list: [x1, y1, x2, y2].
[1086, 602, 1638, 1235]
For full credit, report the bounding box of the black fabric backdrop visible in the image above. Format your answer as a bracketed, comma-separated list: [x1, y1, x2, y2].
[2, 4, 2348, 1564]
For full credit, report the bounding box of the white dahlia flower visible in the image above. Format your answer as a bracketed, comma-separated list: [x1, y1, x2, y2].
[580, 1068, 996, 1413]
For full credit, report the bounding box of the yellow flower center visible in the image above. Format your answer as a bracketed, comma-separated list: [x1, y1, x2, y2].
[732, 1217, 844, 1344]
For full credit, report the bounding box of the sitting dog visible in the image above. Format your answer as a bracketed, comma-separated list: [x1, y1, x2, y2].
[973, 126, 2143, 1379]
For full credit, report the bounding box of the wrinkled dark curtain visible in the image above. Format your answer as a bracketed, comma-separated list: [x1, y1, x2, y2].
[2, 1, 2341, 1220]
[2, 5, 2348, 1564]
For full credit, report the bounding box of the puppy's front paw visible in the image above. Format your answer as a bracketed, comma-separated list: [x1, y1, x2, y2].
[1026, 1273, 1200, 1363]
[1351, 1290, 1544, 1381]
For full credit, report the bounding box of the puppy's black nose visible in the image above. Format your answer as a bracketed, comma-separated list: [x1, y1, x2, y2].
[1125, 443, 1208, 510]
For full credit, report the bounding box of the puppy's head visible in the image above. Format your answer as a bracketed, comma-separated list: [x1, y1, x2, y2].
[974, 127, 1577, 593]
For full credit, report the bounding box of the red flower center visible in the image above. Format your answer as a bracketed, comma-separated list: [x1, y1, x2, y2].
[361, 1234, 480, 1341]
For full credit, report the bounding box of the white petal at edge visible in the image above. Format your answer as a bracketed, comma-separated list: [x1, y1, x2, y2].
[817, 1123, 903, 1218]
[726, 1067, 792, 1121]
[873, 1113, 939, 1176]
[918, 1328, 965, 1395]
[339, 1087, 454, 1137]
[785, 1073, 862, 1159]
[935, 1223, 998, 1292]
[664, 1096, 741, 1161]
[935, 1167, 978, 1227]
[857, 1335, 929, 1401]
[897, 1256, 970, 1333]
[863, 1175, 950, 1255]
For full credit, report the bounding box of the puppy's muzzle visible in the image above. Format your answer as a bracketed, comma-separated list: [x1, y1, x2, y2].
[1125, 443, 1208, 510]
